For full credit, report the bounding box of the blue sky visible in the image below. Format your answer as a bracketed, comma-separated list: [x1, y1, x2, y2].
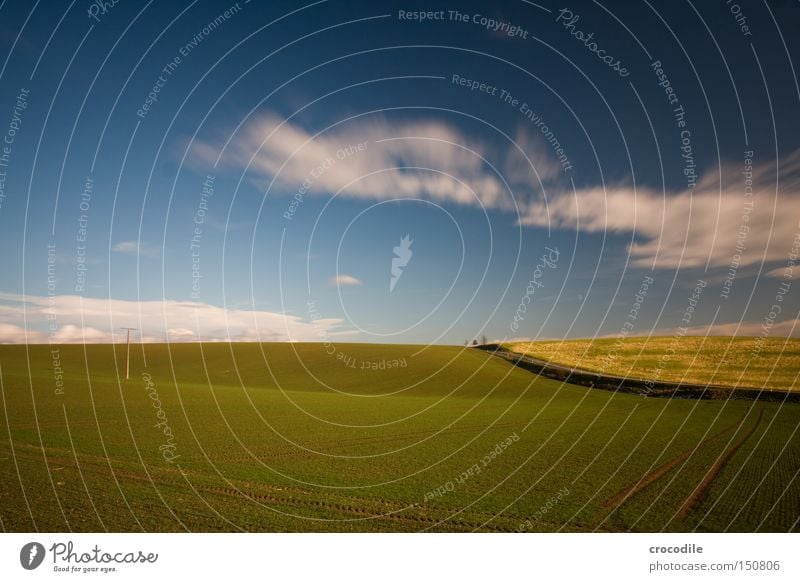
[0, 0, 798, 344]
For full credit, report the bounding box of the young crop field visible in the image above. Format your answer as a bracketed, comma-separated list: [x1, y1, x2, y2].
[505, 337, 800, 392]
[0, 343, 797, 532]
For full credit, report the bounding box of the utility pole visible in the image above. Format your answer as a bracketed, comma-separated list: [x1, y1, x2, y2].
[121, 327, 137, 380]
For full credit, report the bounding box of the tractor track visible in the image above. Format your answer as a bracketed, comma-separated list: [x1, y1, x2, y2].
[1, 444, 518, 532]
[676, 409, 764, 520]
[601, 409, 752, 511]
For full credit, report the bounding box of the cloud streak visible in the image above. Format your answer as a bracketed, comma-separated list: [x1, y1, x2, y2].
[112, 240, 160, 258]
[0, 293, 349, 344]
[189, 111, 800, 272]
[520, 151, 800, 269]
[328, 274, 362, 287]
[658, 318, 800, 339]
[189, 112, 560, 214]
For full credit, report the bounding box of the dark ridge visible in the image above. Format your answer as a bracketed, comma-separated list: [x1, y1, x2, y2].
[475, 344, 800, 404]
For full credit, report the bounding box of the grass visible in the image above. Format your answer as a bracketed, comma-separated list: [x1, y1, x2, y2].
[0, 342, 797, 532]
[504, 337, 800, 392]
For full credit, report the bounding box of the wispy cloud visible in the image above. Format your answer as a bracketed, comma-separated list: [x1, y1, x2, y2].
[112, 240, 160, 258]
[0, 293, 351, 344]
[0, 323, 41, 343]
[520, 151, 800, 269]
[187, 112, 800, 272]
[764, 266, 793, 280]
[657, 319, 800, 338]
[188, 112, 559, 212]
[328, 274, 362, 287]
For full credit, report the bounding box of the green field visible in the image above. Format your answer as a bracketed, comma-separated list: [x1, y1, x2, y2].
[506, 337, 800, 392]
[0, 343, 797, 532]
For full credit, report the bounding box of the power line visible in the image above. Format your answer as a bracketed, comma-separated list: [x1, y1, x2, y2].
[120, 327, 137, 380]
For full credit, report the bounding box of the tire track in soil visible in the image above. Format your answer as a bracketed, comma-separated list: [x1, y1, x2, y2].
[675, 408, 764, 520]
[601, 410, 751, 512]
[3, 447, 517, 532]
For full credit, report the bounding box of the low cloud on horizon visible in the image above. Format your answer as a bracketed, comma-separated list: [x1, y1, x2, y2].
[0, 291, 796, 344]
[111, 241, 161, 258]
[328, 274, 362, 287]
[0, 293, 353, 344]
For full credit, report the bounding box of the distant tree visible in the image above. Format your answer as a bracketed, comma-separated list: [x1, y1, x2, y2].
[472, 339, 478, 346]
[481, 334, 488, 345]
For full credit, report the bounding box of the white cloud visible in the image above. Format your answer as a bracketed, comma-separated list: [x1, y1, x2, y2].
[328, 274, 362, 287]
[0, 293, 351, 344]
[112, 241, 160, 258]
[0, 323, 45, 344]
[187, 112, 800, 272]
[503, 127, 563, 185]
[658, 319, 800, 338]
[764, 266, 793, 280]
[50, 324, 115, 343]
[188, 113, 558, 213]
[112, 241, 139, 254]
[519, 151, 800, 269]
